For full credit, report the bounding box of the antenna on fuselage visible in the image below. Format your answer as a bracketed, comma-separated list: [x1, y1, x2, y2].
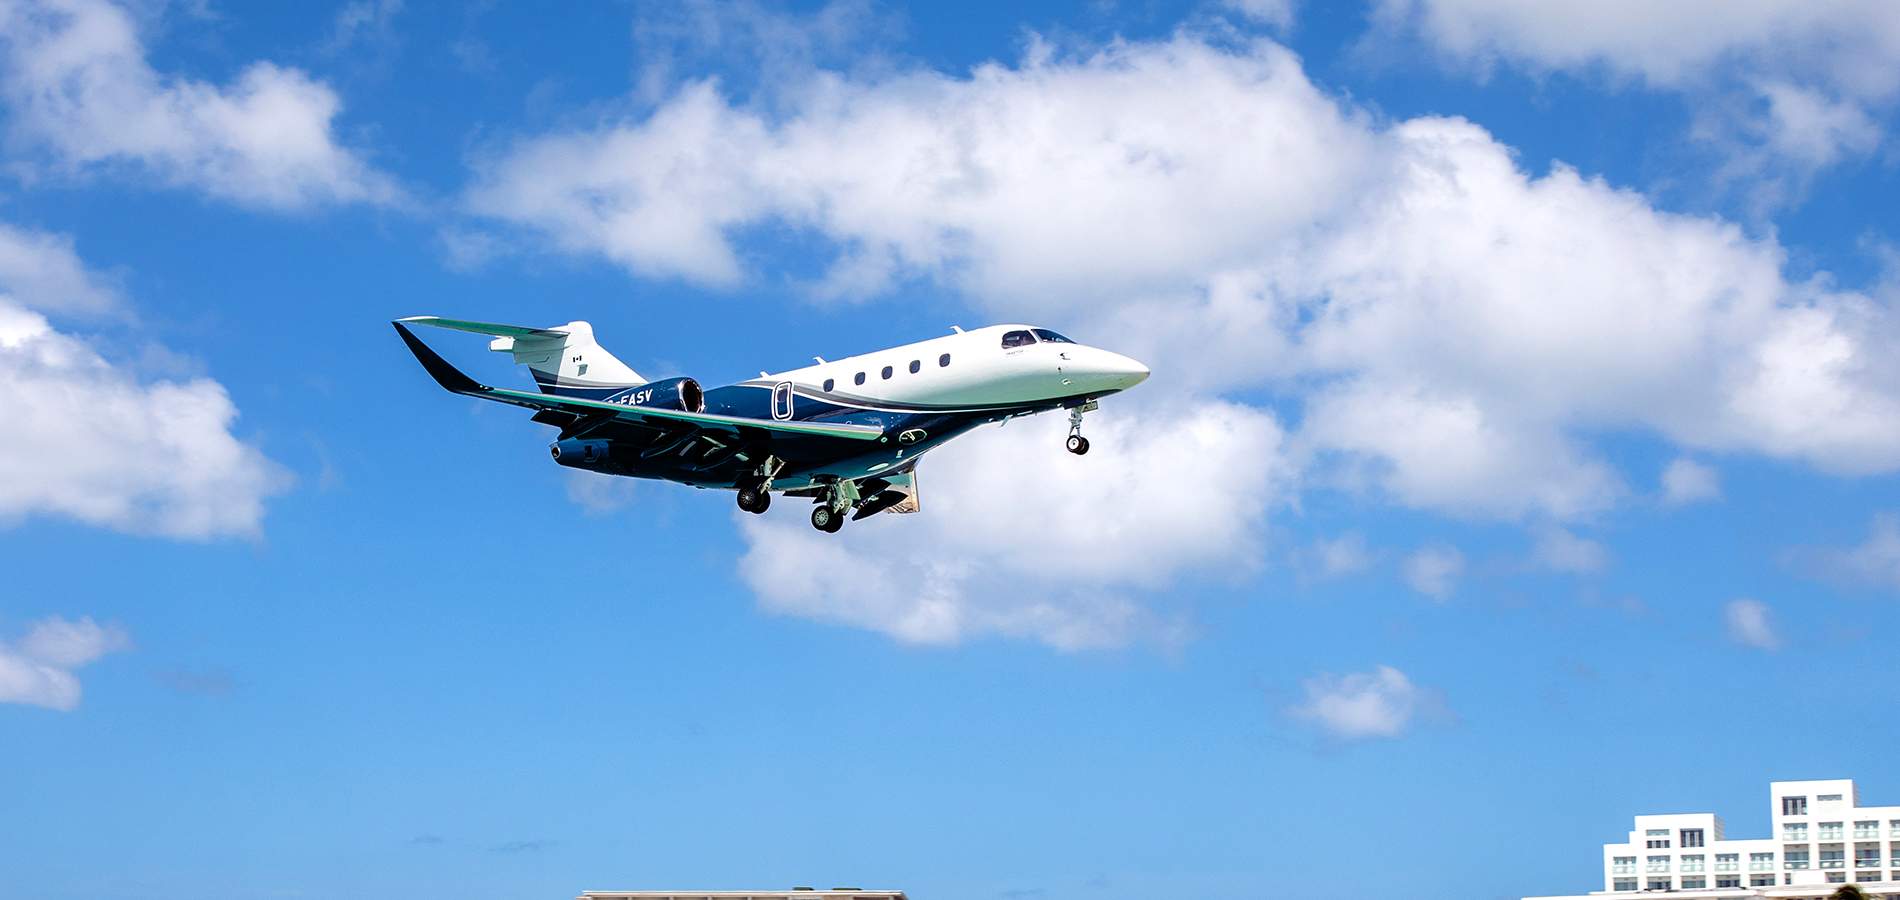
[950, 325, 964, 333]
[814, 356, 826, 364]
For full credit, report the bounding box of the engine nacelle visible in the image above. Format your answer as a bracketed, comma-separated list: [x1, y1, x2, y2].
[615, 376, 704, 413]
[550, 438, 611, 469]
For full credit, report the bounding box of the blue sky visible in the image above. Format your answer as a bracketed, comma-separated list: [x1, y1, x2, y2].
[3, 2, 1900, 899]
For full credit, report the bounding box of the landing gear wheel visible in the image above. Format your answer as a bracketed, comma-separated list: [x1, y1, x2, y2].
[736, 486, 770, 514]
[1066, 434, 1090, 455]
[811, 504, 839, 532]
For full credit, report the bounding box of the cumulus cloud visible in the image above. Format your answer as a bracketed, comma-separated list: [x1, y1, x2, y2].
[1723, 598, 1780, 650]
[0, 615, 128, 710]
[1369, 0, 1900, 196]
[1531, 526, 1607, 574]
[1298, 531, 1374, 580]
[0, 222, 119, 315]
[467, 28, 1900, 644]
[0, 223, 287, 538]
[1660, 457, 1721, 505]
[1403, 544, 1464, 600]
[0, 0, 398, 210]
[1794, 513, 1900, 592]
[739, 402, 1289, 650]
[1288, 664, 1427, 740]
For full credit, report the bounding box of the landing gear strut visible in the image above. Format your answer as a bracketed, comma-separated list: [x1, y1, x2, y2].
[1066, 403, 1095, 455]
[808, 479, 859, 533]
[735, 456, 782, 515]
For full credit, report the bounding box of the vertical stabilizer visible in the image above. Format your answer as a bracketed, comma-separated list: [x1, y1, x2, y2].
[395, 316, 644, 399]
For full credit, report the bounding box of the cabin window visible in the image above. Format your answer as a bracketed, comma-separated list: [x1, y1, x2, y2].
[854, 371, 865, 385]
[881, 365, 893, 380]
[1032, 328, 1075, 343]
[823, 378, 834, 392]
[908, 360, 921, 374]
[939, 353, 951, 367]
[1001, 329, 1035, 348]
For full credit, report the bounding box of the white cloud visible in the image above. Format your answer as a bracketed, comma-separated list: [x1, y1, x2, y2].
[1299, 531, 1374, 580]
[0, 615, 128, 710]
[1531, 526, 1607, 574]
[1797, 513, 1900, 591]
[1222, 0, 1296, 29]
[0, 0, 398, 210]
[1288, 664, 1426, 740]
[1403, 544, 1464, 600]
[1660, 457, 1720, 505]
[0, 222, 119, 314]
[564, 469, 638, 516]
[0, 222, 287, 539]
[465, 29, 1900, 644]
[1370, 0, 1900, 191]
[1723, 598, 1780, 650]
[738, 401, 1289, 650]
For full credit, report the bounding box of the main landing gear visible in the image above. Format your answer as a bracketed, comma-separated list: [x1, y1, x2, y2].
[735, 457, 782, 515]
[807, 479, 859, 533]
[1066, 402, 1097, 455]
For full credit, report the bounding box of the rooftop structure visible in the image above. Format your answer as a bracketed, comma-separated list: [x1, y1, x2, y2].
[1527, 779, 1900, 899]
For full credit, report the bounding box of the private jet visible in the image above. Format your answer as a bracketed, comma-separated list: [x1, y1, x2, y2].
[393, 317, 1150, 533]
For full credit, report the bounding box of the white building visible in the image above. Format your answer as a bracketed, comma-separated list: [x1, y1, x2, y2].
[1528, 779, 1900, 900]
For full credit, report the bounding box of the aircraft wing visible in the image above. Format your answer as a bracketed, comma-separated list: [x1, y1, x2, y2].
[393, 321, 885, 443]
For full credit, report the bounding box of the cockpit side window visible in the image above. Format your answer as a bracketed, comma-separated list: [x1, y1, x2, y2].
[1031, 328, 1075, 343]
[1001, 329, 1035, 348]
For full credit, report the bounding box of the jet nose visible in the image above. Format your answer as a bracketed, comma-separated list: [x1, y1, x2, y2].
[1099, 350, 1150, 389]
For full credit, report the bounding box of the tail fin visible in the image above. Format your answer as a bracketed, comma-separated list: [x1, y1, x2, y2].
[396, 316, 644, 399]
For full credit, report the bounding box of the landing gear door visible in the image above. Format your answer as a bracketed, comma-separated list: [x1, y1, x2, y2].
[772, 381, 794, 420]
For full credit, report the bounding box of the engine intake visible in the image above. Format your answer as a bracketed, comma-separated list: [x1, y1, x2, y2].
[617, 376, 704, 413]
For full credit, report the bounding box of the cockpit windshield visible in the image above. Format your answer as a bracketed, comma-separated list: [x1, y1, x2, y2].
[1001, 329, 1036, 348]
[1032, 328, 1075, 343]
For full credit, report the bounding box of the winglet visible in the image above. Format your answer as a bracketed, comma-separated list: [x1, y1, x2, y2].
[392, 320, 489, 395]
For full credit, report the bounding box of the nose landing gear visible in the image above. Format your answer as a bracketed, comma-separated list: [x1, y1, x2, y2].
[1066, 402, 1097, 455]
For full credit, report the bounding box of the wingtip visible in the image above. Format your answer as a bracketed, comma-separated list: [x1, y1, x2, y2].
[392, 318, 487, 395]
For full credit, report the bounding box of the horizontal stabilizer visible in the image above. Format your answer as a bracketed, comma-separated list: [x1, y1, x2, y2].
[396, 316, 570, 340]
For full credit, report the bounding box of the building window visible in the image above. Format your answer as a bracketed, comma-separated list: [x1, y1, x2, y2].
[939, 353, 950, 367]
[1785, 796, 1810, 816]
[1681, 855, 1705, 873]
[1647, 856, 1670, 873]
[1857, 849, 1882, 867]
[1750, 852, 1776, 871]
[1821, 848, 1845, 869]
[1786, 849, 1810, 869]
[1856, 821, 1880, 838]
[1819, 794, 1843, 802]
[1891, 819, 1900, 836]
[1786, 823, 1810, 841]
[854, 372, 866, 385]
[1751, 874, 1775, 887]
[1857, 871, 1881, 884]
[1821, 822, 1845, 840]
[1680, 876, 1706, 889]
[1826, 871, 1846, 883]
[881, 365, 893, 380]
[1647, 878, 1671, 891]
[823, 378, 834, 392]
[1613, 878, 1636, 892]
[908, 359, 920, 374]
[1613, 857, 1636, 875]
[1716, 853, 1739, 871]
[1682, 828, 1705, 848]
[1717, 875, 1741, 888]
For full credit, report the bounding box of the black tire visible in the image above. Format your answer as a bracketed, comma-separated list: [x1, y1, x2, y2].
[810, 505, 835, 531]
[822, 513, 845, 533]
[1066, 435, 1090, 455]
[736, 486, 770, 514]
